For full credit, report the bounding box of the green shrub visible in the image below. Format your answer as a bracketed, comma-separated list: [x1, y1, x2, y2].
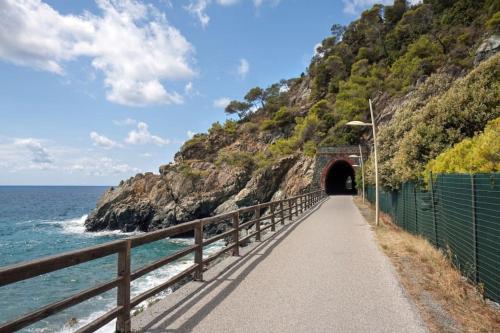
[215, 149, 254, 169]
[389, 36, 444, 92]
[369, 54, 500, 188]
[303, 140, 317, 157]
[424, 117, 500, 177]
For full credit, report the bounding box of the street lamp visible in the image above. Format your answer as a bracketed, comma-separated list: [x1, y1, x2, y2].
[349, 146, 365, 204]
[346, 98, 379, 226]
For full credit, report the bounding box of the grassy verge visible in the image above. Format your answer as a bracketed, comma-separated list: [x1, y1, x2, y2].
[353, 197, 500, 333]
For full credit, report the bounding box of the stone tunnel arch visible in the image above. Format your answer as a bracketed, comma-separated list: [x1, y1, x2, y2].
[322, 159, 357, 195]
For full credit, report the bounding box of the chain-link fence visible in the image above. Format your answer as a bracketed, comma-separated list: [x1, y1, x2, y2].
[365, 173, 500, 303]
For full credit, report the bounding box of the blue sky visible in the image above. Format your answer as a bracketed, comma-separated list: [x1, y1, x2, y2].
[0, 0, 393, 185]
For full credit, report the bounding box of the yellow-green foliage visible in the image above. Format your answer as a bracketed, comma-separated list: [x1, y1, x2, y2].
[389, 36, 444, 92]
[179, 162, 207, 179]
[486, 11, 500, 32]
[424, 118, 500, 176]
[215, 149, 254, 169]
[260, 106, 296, 130]
[303, 140, 317, 157]
[370, 54, 500, 189]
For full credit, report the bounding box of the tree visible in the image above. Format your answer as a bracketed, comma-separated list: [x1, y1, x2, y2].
[330, 24, 346, 42]
[384, 0, 407, 27]
[224, 100, 252, 119]
[244, 87, 265, 109]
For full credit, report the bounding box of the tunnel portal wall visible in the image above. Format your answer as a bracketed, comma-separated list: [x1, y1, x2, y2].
[312, 146, 369, 192]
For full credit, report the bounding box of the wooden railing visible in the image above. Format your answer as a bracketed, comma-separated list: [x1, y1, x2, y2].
[0, 190, 326, 332]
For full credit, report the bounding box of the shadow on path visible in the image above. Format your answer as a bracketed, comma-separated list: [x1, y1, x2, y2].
[138, 198, 329, 332]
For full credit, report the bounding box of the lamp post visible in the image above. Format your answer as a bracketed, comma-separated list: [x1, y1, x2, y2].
[346, 99, 379, 226]
[349, 145, 365, 204]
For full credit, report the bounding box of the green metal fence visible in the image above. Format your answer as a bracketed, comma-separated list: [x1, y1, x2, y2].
[365, 173, 500, 303]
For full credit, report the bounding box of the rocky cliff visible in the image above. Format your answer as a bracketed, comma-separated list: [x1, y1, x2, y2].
[85, 87, 316, 233]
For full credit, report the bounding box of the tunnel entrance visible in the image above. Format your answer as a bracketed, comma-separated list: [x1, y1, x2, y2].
[324, 160, 357, 195]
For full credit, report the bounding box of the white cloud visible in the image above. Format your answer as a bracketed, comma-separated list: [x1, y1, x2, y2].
[185, 0, 210, 28]
[217, 0, 240, 5]
[213, 97, 231, 108]
[0, 0, 195, 107]
[113, 118, 137, 126]
[342, 0, 393, 14]
[14, 138, 53, 164]
[184, 81, 193, 94]
[187, 130, 196, 138]
[253, 0, 280, 8]
[237, 58, 249, 78]
[125, 122, 170, 146]
[69, 157, 140, 176]
[90, 131, 118, 149]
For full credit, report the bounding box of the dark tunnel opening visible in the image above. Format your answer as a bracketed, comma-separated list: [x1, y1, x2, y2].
[325, 160, 357, 195]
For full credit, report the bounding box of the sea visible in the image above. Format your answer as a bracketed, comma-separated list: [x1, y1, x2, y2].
[0, 186, 224, 332]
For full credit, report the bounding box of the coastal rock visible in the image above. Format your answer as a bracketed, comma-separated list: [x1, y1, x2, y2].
[84, 123, 314, 235]
[474, 34, 500, 66]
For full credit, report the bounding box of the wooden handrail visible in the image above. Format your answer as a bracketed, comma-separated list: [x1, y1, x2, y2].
[0, 190, 325, 332]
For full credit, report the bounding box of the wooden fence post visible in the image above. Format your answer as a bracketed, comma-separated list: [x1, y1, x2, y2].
[194, 222, 203, 281]
[280, 201, 285, 225]
[232, 213, 240, 256]
[270, 203, 276, 232]
[471, 174, 478, 283]
[288, 199, 293, 221]
[116, 240, 131, 333]
[255, 207, 261, 241]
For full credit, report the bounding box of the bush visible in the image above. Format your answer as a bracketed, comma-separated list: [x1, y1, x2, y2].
[370, 54, 500, 188]
[424, 117, 500, 177]
[215, 149, 254, 169]
[388, 36, 444, 92]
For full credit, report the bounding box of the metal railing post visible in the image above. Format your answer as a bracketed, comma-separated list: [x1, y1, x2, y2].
[288, 199, 293, 221]
[232, 213, 240, 256]
[116, 240, 131, 333]
[194, 222, 203, 281]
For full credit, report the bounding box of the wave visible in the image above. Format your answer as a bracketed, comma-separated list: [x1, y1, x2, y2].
[45, 215, 144, 237]
[53, 239, 225, 333]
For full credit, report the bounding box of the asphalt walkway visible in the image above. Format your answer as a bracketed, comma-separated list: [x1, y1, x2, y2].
[133, 196, 427, 333]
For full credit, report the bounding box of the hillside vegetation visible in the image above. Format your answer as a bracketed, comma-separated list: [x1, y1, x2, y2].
[186, 0, 499, 186]
[86, 0, 500, 232]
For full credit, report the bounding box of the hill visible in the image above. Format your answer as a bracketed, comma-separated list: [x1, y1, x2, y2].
[85, 0, 500, 233]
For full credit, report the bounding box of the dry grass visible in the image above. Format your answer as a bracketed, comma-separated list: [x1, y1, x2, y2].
[354, 197, 500, 333]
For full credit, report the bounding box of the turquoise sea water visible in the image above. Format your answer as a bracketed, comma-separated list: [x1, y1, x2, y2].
[0, 186, 222, 332]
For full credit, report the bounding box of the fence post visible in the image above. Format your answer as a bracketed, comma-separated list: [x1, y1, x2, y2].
[413, 185, 419, 234]
[288, 199, 293, 221]
[116, 240, 131, 333]
[471, 174, 478, 283]
[280, 201, 285, 225]
[270, 203, 276, 232]
[300, 196, 304, 214]
[232, 213, 240, 256]
[194, 222, 203, 281]
[255, 206, 261, 241]
[429, 172, 438, 246]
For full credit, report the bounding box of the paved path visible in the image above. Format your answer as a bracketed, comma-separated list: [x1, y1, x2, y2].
[134, 196, 427, 333]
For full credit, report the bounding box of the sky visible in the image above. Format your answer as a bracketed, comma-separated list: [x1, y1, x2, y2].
[0, 0, 399, 185]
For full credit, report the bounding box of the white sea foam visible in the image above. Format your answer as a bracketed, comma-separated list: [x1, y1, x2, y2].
[46, 215, 144, 237]
[51, 238, 225, 333]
